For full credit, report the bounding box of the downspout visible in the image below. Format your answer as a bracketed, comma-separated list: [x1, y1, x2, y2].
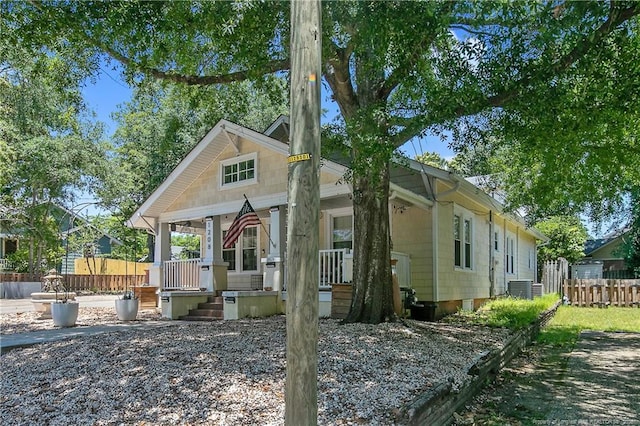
[432, 197, 439, 302]
[503, 217, 507, 292]
[489, 210, 495, 298]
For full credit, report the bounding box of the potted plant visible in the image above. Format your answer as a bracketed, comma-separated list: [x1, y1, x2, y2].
[49, 270, 79, 327]
[115, 290, 139, 321]
[115, 240, 139, 321]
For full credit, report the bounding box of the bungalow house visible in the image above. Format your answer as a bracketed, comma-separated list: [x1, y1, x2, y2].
[128, 116, 545, 319]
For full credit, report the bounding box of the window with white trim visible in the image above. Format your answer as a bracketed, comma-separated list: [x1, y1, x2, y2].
[454, 215, 462, 267]
[506, 234, 516, 274]
[494, 230, 500, 251]
[528, 248, 534, 270]
[220, 153, 257, 188]
[222, 226, 259, 272]
[332, 215, 353, 250]
[453, 210, 473, 270]
[464, 219, 472, 268]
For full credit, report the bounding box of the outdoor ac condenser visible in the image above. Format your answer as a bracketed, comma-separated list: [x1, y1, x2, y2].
[508, 280, 533, 299]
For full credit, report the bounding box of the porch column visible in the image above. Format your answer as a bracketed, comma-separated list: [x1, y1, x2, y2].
[150, 222, 171, 289]
[201, 216, 227, 292]
[262, 205, 286, 291]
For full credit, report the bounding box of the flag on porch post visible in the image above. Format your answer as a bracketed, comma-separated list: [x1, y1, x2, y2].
[223, 199, 261, 249]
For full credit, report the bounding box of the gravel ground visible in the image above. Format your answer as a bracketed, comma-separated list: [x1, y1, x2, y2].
[0, 309, 512, 425]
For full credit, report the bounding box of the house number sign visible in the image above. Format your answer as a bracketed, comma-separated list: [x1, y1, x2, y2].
[287, 153, 312, 163]
[205, 217, 213, 252]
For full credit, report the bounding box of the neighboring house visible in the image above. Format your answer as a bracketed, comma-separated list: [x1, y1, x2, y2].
[573, 230, 633, 279]
[0, 204, 122, 273]
[128, 116, 545, 318]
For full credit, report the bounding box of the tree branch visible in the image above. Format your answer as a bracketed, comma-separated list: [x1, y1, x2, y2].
[102, 43, 290, 85]
[27, 0, 290, 86]
[455, 2, 640, 117]
[379, 2, 455, 102]
[389, 115, 433, 148]
[323, 40, 358, 119]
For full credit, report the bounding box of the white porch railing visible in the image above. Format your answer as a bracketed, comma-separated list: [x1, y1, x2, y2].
[163, 258, 201, 290]
[319, 249, 352, 289]
[0, 258, 10, 271]
[163, 251, 355, 291]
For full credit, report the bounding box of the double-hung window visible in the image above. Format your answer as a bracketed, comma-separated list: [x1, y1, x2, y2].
[464, 219, 472, 268]
[506, 234, 516, 274]
[221, 153, 257, 188]
[454, 210, 473, 270]
[454, 215, 462, 267]
[222, 226, 259, 272]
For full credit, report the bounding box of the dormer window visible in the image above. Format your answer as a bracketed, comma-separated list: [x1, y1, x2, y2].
[221, 153, 257, 188]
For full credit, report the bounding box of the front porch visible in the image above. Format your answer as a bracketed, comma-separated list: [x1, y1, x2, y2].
[160, 248, 354, 292]
[156, 249, 354, 320]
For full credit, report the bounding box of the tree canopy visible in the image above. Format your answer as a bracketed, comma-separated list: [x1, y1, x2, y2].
[0, 37, 110, 272]
[5, 0, 639, 322]
[535, 216, 589, 265]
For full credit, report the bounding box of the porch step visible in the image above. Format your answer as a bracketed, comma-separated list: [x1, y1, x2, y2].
[179, 296, 224, 321]
[198, 302, 223, 310]
[187, 309, 224, 318]
[180, 315, 222, 321]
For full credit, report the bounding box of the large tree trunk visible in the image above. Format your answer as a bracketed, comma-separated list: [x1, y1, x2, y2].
[344, 161, 395, 323]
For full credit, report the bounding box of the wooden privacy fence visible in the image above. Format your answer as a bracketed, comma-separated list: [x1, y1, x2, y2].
[563, 279, 640, 307]
[0, 273, 145, 292]
[542, 258, 569, 295]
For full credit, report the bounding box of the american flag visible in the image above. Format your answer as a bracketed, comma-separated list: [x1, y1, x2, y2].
[223, 199, 261, 249]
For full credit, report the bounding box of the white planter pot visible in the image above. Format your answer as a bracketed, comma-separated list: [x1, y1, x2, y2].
[115, 299, 139, 321]
[51, 302, 79, 327]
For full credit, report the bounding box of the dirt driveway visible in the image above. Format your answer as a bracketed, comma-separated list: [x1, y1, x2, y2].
[455, 331, 640, 425]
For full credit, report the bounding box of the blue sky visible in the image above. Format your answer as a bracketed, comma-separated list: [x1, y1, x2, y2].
[81, 67, 455, 158]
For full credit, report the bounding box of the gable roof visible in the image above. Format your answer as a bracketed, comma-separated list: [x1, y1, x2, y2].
[584, 229, 628, 256]
[56, 205, 123, 245]
[0, 203, 122, 245]
[129, 118, 348, 229]
[128, 117, 546, 241]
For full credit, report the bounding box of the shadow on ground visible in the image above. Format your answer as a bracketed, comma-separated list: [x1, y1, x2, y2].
[454, 331, 640, 426]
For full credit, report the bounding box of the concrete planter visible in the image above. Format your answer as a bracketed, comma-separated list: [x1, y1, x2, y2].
[115, 298, 139, 321]
[51, 301, 79, 327]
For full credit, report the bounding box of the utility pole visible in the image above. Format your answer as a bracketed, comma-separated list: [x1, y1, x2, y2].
[285, 0, 321, 424]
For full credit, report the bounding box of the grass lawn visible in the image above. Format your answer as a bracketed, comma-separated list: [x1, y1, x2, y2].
[538, 306, 640, 348]
[444, 293, 559, 329]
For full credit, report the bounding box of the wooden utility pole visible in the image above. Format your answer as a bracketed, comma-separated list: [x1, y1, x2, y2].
[285, 0, 321, 424]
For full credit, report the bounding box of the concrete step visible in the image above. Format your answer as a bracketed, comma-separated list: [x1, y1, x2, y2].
[208, 296, 224, 304]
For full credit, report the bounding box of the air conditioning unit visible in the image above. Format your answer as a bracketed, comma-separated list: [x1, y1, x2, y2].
[508, 280, 533, 299]
[532, 283, 544, 298]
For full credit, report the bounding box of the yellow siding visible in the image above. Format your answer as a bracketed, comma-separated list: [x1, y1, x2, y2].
[391, 204, 433, 301]
[435, 182, 492, 302]
[433, 180, 539, 304]
[167, 136, 341, 212]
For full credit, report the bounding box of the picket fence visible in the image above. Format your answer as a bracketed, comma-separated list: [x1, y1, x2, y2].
[563, 279, 640, 307]
[0, 273, 146, 292]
